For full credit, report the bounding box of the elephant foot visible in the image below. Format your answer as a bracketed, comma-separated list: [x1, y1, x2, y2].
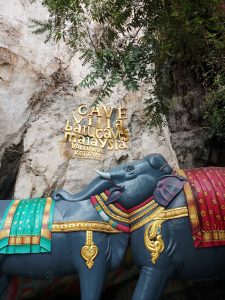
[0, 274, 11, 297]
[79, 267, 107, 300]
[132, 266, 171, 300]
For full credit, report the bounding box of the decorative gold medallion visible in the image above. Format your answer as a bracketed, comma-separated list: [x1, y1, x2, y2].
[81, 231, 98, 269]
[144, 220, 165, 264]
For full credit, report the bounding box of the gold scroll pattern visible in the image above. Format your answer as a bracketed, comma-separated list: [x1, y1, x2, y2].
[144, 220, 165, 264]
[144, 207, 188, 264]
[81, 231, 99, 269]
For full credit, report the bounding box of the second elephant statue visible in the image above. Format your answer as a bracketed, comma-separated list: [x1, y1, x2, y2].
[55, 153, 225, 300]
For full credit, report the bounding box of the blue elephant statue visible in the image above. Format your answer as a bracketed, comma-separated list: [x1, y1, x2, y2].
[0, 174, 129, 300]
[89, 153, 225, 300]
[0, 153, 225, 300]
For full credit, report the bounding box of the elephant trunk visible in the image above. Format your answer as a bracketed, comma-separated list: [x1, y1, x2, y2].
[52, 177, 113, 202]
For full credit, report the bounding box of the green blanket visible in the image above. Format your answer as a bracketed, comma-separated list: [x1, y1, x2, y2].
[0, 197, 55, 254]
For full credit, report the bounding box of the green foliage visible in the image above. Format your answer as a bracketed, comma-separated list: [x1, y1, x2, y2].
[31, 0, 225, 136]
[205, 74, 225, 136]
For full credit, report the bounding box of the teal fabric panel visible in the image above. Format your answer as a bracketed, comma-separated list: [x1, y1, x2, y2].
[0, 198, 55, 254]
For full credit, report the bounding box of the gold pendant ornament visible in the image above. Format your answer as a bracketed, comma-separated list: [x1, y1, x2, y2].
[81, 231, 99, 269]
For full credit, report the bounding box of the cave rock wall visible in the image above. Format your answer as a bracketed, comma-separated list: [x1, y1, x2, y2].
[0, 0, 178, 199]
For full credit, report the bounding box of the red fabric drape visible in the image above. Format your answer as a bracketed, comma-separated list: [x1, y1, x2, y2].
[177, 167, 225, 248]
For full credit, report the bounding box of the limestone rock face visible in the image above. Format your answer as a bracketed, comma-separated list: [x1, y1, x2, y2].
[166, 64, 224, 168]
[0, 0, 178, 200]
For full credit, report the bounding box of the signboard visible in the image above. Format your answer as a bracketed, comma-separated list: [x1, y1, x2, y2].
[64, 105, 129, 160]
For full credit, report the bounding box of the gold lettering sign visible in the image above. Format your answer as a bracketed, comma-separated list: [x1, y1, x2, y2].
[64, 105, 130, 160]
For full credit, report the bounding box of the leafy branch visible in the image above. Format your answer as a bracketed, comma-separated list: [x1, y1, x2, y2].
[30, 0, 225, 136]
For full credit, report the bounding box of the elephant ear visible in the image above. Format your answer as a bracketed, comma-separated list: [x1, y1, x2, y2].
[145, 153, 173, 175]
[153, 175, 186, 207]
[106, 186, 123, 205]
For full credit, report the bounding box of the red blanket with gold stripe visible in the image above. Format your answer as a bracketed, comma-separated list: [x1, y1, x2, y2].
[177, 167, 225, 248]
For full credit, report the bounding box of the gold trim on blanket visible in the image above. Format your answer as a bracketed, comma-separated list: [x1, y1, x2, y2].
[175, 168, 200, 228]
[52, 221, 121, 233]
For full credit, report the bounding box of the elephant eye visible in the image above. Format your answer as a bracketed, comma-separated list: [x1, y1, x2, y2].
[126, 165, 135, 172]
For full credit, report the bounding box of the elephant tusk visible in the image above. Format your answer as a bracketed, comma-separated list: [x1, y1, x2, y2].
[95, 170, 111, 180]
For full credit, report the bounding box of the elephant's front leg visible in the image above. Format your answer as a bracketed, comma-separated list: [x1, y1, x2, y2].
[79, 263, 107, 300]
[132, 266, 171, 300]
[73, 231, 111, 300]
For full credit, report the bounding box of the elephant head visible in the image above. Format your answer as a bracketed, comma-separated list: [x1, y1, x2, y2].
[52, 176, 114, 202]
[97, 153, 186, 209]
[52, 153, 185, 207]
